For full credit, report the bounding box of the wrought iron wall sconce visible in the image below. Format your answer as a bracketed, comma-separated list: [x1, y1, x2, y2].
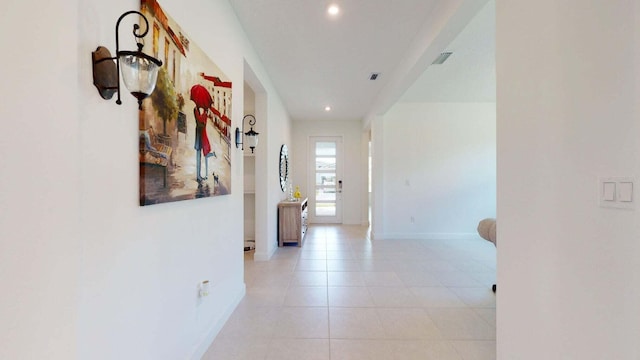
[92, 11, 163, 109]
[235, 114, 260, 153]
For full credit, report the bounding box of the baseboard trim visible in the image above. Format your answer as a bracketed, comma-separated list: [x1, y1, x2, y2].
[253, 244, 277, 261]
[189, 283, 246, 360]
[373, 232, 478, 241]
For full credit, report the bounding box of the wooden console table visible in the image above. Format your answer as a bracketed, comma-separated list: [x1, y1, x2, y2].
[278, 198, 308, 247]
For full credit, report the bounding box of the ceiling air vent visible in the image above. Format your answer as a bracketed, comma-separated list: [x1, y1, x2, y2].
[432, 52, 453, 65]
[369, 72, 380, 81]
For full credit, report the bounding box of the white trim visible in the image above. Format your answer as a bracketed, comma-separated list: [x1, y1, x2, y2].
[189, 283, 246, 360]
[253, 244, 277, 261]
[372, 232, 479, 241]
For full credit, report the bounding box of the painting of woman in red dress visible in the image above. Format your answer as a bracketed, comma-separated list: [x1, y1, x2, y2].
[191, 85, 217, 181]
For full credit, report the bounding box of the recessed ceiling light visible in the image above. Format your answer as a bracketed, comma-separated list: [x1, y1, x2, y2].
[325, 106, 332, 111]
[327, 4, 340, 16]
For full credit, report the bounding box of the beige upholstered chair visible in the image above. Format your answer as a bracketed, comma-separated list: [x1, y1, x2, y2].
[477, 218, 497, 292]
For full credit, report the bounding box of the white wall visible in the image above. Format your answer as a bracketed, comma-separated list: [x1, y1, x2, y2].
[497, 1, 640, 358]
[291, 120, 365, 225]
[0, 1, 80, 359]
[255, 80, 292, 259]
[243, 83, 255, 243]
[373, 102, 496, 240]
[0, 0, 291, 359]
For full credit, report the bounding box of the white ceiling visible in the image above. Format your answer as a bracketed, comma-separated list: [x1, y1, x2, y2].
[228, 0, 495, 123]
[400, 0, 495, 103]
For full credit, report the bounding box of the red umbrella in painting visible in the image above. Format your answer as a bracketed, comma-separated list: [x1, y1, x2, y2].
[190, 84, 212, 109]
[189, 84, 213, 167]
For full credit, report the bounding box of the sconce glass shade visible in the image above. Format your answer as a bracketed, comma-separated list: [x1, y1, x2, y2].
[118, 50, 161, 104]
[245, 127, 259, 153]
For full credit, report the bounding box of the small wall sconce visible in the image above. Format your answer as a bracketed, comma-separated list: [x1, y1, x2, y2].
[235, 114, 260, 153]
[92, 11, 163, 110]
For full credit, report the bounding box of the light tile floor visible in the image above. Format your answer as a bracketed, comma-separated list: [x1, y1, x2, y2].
[203, 225, 496, 360]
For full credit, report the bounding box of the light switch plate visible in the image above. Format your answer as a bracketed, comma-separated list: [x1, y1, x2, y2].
[618, 182, 633, 202]
[598, 177, 635, 210]
[602, 182, 616, 201]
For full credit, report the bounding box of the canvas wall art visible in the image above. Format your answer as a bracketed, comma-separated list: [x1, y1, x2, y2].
[139, 0, 232, 206]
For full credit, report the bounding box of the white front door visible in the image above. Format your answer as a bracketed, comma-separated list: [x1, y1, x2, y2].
[309, 137, 342, 223]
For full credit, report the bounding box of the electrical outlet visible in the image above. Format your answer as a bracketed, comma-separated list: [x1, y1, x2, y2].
[199, 280, 210, 297]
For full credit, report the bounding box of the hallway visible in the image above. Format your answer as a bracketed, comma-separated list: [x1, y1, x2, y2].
[203, 224, 496, 359]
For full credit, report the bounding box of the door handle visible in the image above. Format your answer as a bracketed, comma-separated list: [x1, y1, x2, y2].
[338, 180, 342, 193]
